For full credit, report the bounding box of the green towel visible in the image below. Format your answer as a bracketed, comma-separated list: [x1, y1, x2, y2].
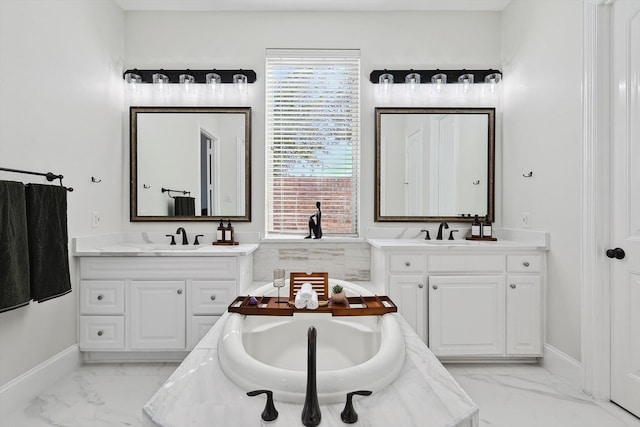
[0, 180, 30, 313]
[25, 184, 71, 303]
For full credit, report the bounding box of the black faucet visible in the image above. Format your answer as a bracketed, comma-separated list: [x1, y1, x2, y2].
[420, 229, 431, 240]
[302, 326, 321, 427]
[436, 222, 449, 240]
[341, 390, 372, 424]
[175, 227, 188, 245]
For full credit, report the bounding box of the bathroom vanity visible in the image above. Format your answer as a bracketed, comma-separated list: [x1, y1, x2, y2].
[368, 228, 548, 360]
[73, 233, 257, 358]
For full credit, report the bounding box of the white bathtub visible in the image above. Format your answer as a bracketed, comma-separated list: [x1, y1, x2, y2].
[218, 281, 406, 404]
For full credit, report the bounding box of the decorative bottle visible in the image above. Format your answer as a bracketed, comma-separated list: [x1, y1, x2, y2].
[482, 217, 492, 238]
[471, 215, 481, 238]
[225, 220, 234, 243]
[217, 220, 225, 242]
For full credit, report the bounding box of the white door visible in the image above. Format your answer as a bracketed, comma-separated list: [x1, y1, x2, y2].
[611, 0, 640, 417]
[130, 281, 186, 349]
[404, 128, 424, 216]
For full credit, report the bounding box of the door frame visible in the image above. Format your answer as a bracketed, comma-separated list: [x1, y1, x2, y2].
[581, 0, 613, 401]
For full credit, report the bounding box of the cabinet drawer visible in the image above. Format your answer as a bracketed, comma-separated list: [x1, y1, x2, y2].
[428, 254, 505, 273]
[80, 281, 125, 315]
[390, 254, 426, 272]
[189, 316, 221, 349]
[79, 316, 124, 350]
[191, 281, 236, 315]
[507, 255, 542, 273]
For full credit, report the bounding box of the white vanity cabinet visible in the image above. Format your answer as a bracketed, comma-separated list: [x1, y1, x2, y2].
[78, 255, 252, 354]
[369, 239, 546, 361]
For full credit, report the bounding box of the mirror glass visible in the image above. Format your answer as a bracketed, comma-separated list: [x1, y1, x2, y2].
[375, 107, 495, 222]
[130, 106, 251, 222]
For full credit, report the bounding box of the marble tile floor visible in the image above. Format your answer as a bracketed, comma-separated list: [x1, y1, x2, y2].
[2, 362, 640, 427]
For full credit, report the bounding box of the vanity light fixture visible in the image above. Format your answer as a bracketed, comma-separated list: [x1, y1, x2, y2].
[369, 69, 502, 94]
[484, 72, 502, 93]
[179, 73, 195, 94]
[152, 72, 169, 93]
[122, 69, 257, 89]
[233, 73, 248, 95]
[458, 73, 474, 93]
[124, 71, 142, 92]
[206, 72, 222, 92]
[405, 72, 421, 94]
[431, 73, 447, 94]
[378, 72, 394, 93]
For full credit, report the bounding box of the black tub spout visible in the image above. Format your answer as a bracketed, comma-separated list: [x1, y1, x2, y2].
[302, 326, 321, 426]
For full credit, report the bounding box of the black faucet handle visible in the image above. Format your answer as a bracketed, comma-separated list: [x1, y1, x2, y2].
[194, 234, 204, 245]
[448, 230, 459, 240]
[165, 234, 176, 245]
[341, 390, 372, 424]
[247, 390, 278, 422]
[420, 229, 431, 240]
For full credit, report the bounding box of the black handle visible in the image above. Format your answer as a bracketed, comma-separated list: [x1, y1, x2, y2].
[194, 234, 204, 245]
[165, 234, 176, 245]
[420, 229, 431, 240]
[448, 230, 459, 240]
[606, 248, 626, 260]
[341, 390, 372, 424]
[247, 390, 278, 422]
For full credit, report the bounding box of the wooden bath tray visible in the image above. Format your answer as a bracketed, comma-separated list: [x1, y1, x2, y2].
[227, 295, 398, 317]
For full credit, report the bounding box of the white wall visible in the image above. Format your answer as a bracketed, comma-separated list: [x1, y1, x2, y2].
[501, 0, 583, 361]
[0, 0, 124, 386]
[122, 10, 503, 234]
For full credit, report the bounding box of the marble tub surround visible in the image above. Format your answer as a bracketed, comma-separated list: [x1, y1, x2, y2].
[72, 232, 260, 256]
[253, 241, 371, 282]
[143, 310, 479, 427]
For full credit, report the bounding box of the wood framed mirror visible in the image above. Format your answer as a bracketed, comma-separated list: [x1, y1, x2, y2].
[130, 106, 251, 222]
[375, 107, 495, 222]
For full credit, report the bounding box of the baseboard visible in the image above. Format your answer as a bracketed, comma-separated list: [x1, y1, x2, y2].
[540, 343, 581, 388]
[0, 344, 82, 419]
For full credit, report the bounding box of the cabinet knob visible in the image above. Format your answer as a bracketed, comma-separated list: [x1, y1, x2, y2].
[405, 261, 411, 267]
[97, 294, 103, 301]
[522, 261, 530, 267]
[177, 289, 183, 295]
[432, 284, 438, 290]
[418, 283, 424, 289]
[210, 295, 216, 301]
[510, 284, 517, 289]
[97, 330, 104, 336]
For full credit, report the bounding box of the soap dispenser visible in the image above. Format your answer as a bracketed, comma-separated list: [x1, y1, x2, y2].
[217, 220, 226, 242]
[225, 220, 234, 243]
[482, 217, 492, 238]
[471, 214, 481, 238]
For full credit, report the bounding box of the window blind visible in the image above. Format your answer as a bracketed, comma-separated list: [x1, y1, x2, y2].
[266, 49, 361, 236]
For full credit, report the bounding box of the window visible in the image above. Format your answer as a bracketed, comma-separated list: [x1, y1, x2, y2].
[265, 49, 361, 236]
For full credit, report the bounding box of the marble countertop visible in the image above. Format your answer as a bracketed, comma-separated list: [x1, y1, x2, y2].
[142, 312, 479, 427]
[366, 227, 549, 251]
[73, 232, 259, 257]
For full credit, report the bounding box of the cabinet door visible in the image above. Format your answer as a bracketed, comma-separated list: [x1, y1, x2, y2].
[130, 281, 186, 349]
[429, 275, 505, 356]
[506, 275, 542, 356]
[389, 274, 427, 343]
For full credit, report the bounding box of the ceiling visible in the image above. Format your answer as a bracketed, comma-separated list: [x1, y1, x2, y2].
[114, 0, 512, 12]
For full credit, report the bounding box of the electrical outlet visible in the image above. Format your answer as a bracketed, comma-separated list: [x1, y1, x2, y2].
[91, 210, 101, 228]
[521, 212, 531, 229]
